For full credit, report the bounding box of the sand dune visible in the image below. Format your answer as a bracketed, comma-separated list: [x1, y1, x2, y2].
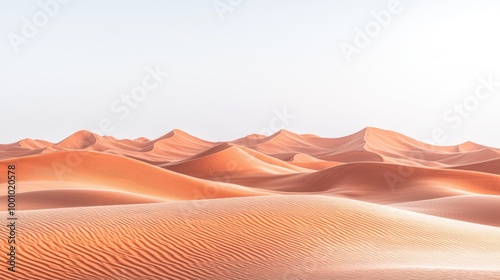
[391, 194, 500, 227]
[7, 196, 500, 279]
[2, 128, 500, 279]
[163, 143, 308, 179]
[195, 162, 500, 204]
[140, 129, 215, 160]
[288, 153, 343, 170]
[2, 128, 498, 169]
[233, 130, 333, 155]
[0, 150, 266, 202]
[54, 130, 101, 150]
[316, 150, 384, 163]
[0, 189, 164, 210]
[18, 138, 53, 149]
[449, 158, 500, 175]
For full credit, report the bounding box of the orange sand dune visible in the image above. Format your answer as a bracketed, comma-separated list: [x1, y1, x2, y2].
[232, 130, 333, 154]
[316, 150, 384, 163]
[139, 129, 214, 160]
[458, 140, 498, 152]
[0, 139, 51, 159]
[52, 130, 101, 150]
[448, 158, 500, 175]
[288, 153, 343, 170]
[299, 128, 367, 151]
[213, 162, 500, 204]
[18, 138, 53, 149]
[0, 151, 267, 201]
[0, 149, 45, 160]
[391, 194, 500, 227]
[163, 143, 308, 179]
[0, 138, 52, 150]
[47, 129, 214, 163]
[0, 189, 164, 210]
[2, 128, 500, 279]
[2, 127, 499, 169]
[6, 195, 500, 279]
[2, 130, 215, 165]
[231, 128, 500, 167]
[434, 148, 500, 166]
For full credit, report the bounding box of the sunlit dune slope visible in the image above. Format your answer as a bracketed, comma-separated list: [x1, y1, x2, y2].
[0, 151, 267, 201]
[0, 189, 165, 210]
[163, 143, 309, 179]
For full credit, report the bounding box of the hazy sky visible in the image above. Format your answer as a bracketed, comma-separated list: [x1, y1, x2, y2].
[1, 0, 500, 146]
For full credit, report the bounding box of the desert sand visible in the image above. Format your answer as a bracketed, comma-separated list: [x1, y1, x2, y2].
[1, 127, 500, 279]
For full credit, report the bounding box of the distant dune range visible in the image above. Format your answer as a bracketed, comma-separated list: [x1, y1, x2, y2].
[1, 127, 500, 279]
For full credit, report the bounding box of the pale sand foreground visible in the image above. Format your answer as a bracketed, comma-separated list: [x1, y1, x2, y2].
[1, 128, 500, 279]
[6, 196, 500, 279]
